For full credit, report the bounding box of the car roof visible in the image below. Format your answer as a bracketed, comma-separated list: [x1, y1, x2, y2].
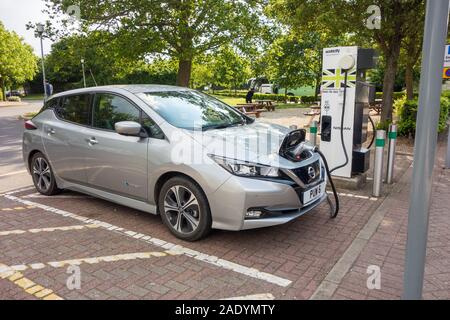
[50, 84, 192, 99]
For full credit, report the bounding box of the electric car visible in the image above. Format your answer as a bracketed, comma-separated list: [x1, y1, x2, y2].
[22, 85, 327, 241]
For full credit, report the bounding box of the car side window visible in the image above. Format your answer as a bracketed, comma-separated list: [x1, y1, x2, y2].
[56, 95, 91, 125]
[141, 113, 165, 139]
[93, 94, 140, 131]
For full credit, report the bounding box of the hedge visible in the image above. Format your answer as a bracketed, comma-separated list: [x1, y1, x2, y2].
[395, 95, 450, 137]
[213, 92, 318, 104]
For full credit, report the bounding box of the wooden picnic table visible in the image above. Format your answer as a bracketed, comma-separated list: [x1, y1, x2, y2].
[255, 100, 276, 111]
[234, 104, 264, 118]
[304, 105, 321, 127]
[370, 99, 383, 115]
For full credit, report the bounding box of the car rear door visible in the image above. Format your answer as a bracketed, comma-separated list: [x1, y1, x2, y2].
[82, 92, 151, 201]
[41, 94, 91, 184]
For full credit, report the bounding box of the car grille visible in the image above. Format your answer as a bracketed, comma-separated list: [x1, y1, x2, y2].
[291, 160, 321, 185]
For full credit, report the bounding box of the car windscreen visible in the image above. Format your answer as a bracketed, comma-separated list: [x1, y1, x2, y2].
[137, 90, 247, 130]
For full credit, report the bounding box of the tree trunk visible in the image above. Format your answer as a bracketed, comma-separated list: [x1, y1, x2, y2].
[381, 44, 401, 124]
[315, 76, 321, 100]
[176, 60, 192, 87]
[0, 78, 5, 101]
[405, 64, 414, 100]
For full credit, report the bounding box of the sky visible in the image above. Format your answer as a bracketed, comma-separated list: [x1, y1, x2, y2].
[0, 0, 54, 55]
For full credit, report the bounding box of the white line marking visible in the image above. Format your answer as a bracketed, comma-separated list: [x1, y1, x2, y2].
[4, 194, 292, 287]
[221, 293, 275, 300]
[22, 193, 90, 199]
[0, 170, 28, 178]
[2, 250, 181, 273]
[327, 191, 378, 201]
[2, 186, 35, 196]
[0, 224, 99, 236]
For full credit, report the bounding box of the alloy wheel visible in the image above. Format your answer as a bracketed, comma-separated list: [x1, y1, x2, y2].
[32, 157, 52, 192]
[163, 185, 200, 235]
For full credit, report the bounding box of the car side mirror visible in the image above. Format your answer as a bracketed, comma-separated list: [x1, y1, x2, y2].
[115, 121, 146, 137]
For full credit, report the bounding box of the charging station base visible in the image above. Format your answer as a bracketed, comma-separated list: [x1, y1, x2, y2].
[331, 173, 367, 190]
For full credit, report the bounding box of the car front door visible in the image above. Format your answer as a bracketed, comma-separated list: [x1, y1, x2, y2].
[42, 94, 91, 184]
[83, 93, 149, 200]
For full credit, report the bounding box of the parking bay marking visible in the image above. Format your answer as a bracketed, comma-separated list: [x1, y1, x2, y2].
[2, 250, 183, 272]
[23, 192, 91, 199]
[0, 224, 100, 237]
[4, 194, 292, 288]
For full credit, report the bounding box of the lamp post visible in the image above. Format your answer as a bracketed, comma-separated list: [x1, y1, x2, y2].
[35, 23, 47, 100]
[81, 58, 86, 88]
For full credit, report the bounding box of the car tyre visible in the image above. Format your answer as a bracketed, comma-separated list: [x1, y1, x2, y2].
[158, 176, 212, 241]
[30, 152, 61, 196]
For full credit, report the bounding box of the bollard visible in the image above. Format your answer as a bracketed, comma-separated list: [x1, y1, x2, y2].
[372, 130, 386, 197]
[447, 120, 450, 169]
[386, 124, 397, 184]
[309, 121, 318, 146]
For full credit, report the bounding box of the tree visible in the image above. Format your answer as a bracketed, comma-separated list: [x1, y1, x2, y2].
[192, 46, 251, 93]
[400, 4, 425, 100]
[0, 22, 37, 100]
[44, 0, 264, 87]
[265, 31, 345, 99]
[36, 33, 178, 92]
[267, 0, 424, 123]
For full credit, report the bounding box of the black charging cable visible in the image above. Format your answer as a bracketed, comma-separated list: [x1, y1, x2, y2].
[316, 149, 339, 218]
[330, 71, 349, 174]
[367, 115, 376, 149]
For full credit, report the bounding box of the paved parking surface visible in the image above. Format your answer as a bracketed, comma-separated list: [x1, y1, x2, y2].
[0, 177, 390, 300]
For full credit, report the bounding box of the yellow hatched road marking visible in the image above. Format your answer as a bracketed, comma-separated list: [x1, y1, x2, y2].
[1, 206, 35, 211]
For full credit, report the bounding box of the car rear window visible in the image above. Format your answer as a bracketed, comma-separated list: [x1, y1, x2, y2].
[56, 94, 91, 126]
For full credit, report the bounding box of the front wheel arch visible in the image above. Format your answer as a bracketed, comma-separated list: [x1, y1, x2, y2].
[154, 172, 211, 214]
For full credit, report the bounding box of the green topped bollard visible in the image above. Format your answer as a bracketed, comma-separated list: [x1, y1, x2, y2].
[309, 121, 318, 146]
[372, 130, 386, 197]
[386, 124, 397, 184]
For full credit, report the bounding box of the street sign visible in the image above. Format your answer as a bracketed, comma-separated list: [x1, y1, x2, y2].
[443, 67, 450, 79]
[444, 44, 450, 67]
[443, 45, 450, 78]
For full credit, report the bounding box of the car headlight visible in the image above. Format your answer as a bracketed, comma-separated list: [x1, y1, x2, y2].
[209, 155, 280, 178]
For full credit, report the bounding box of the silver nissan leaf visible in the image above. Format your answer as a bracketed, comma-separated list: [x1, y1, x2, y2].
[22, 85, 327, 241]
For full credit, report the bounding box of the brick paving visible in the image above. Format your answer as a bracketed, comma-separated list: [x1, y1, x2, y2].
[330, 138, 450, 300]
[2, 146, 446, 300]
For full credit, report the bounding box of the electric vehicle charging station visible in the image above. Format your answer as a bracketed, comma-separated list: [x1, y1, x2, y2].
[319, 46, 377, 179]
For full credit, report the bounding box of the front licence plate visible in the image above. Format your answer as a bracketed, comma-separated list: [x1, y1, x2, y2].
[303, 182, 326, 205]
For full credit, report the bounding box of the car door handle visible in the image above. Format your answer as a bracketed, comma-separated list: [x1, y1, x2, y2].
[87, 137, 98, 145]
[47, 128, 56, 135]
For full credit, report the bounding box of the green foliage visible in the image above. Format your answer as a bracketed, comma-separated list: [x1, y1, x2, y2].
[33, 34, 178, 92]
[192, 46, 251, 91]
[46, 0, 265, 86]
[375, 91, 414, 101]
[396, 96, 450, 137]
[0, 22, 37, 96]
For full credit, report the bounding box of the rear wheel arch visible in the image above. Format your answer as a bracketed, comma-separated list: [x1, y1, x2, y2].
[28, 149, 43, 171]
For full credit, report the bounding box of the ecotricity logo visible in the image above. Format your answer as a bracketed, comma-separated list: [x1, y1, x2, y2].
[325, 49, 340, 54]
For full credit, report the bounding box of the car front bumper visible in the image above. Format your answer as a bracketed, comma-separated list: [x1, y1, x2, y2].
[208, 172, 327, 231]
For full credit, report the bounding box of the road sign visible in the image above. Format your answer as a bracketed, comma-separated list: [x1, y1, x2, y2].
[444, 44, 450, 67]
[443, 67, 450, 79]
